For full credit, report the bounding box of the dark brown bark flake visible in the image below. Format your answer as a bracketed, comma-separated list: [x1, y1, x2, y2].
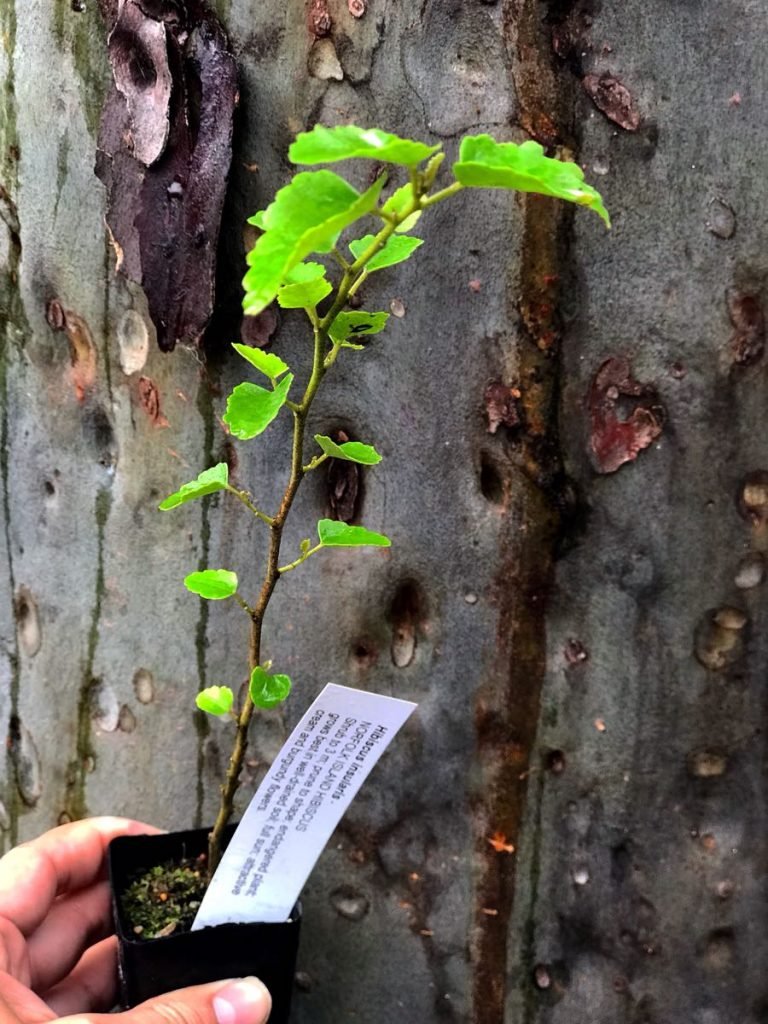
[583, 72, 641, 131]
[96, 1, 238, 352]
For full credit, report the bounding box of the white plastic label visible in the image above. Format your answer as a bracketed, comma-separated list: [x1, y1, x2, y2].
[192, 684, 417, 928]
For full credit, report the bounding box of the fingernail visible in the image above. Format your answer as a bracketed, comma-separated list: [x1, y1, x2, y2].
[213, 978, 271, 1024]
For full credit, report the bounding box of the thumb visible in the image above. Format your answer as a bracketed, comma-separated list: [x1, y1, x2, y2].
[58, 978, 271, 1024]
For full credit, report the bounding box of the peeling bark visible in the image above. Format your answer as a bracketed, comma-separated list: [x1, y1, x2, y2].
[582, 72, 641, 131]
[588, 357, 664, 474]
[95, 0, 238, 352]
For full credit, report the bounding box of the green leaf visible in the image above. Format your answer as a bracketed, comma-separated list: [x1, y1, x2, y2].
[196, 686, 234, 716]
[289, 125, 440, 167]
[284, 261, 327, 283]
[278, 275, 332, 309]
[248, 210, 267, 229]
[245, 171, 358, 261]
[249, 666, 292, 709]
[328, 311, 389, 344]
[184, 569, 238, 600]
[314, 434, 382, 465]
[317, 519, 391, 548]
[381, 183, 422, 233]
[453, 135, 610, 226]
[159, 463, 229, 511]
[223, 373, 294, 441]
[242, 171, 385, 315]
[348, 233, 423, 272]
[232, 343, 289, 380]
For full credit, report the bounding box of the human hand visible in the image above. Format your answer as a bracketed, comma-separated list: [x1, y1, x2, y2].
[0, 817, 271, 1024]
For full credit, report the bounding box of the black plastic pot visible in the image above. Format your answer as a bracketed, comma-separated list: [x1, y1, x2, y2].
[109, 827, 301, 1022]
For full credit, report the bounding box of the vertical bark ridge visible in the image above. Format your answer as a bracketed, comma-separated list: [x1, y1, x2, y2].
[469, 1, 579, 1019]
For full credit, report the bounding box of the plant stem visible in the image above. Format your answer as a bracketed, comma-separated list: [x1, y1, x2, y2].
[420, 180, 464, 208]
[234, 593, 254, 616]
[207, 327, 328, 873]
[206, 167, 451, 876]
[227, 486, 274, 526]
[302, 452, 329, 473]
[346, 269, 368, 300]
[331, 246, 350, 271]
[323, 343, 344, 370]
[277, 542, 323, 574]
[317, 219, 405, 338]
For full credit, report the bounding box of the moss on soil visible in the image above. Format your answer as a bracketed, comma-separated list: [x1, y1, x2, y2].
[121, 855, 208, 939]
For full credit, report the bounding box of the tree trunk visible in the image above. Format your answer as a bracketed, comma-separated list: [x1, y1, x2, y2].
[1, 1, 766, 1022]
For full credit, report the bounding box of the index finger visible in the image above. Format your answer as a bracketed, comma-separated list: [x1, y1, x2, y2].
[0, 817, 162, 936]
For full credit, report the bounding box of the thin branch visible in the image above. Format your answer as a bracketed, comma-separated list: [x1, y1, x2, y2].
[234, 593, 254, 617]
[277, 543, 323, 574]
[226, 486, 274, 526]
[324, 346, 341, 369]
[420, 181, 464, 208]
[303, 452, 329, 473]
[347, 268, 369, 300]
[331, 246, 351, 271]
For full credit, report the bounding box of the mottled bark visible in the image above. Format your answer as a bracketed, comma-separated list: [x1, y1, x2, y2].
[0, 2, 766, 1023]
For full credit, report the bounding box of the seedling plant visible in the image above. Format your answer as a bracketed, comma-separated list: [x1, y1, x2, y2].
[157, 125, 608, 877]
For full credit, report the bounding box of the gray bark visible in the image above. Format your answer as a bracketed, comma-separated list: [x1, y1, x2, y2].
[1, 1, 766, 1022]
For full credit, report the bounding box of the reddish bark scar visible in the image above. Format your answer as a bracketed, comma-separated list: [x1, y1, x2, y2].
[137, 376, 170, 428]
[588, 357, 664, 473]
[484, 381, 521, 434]
[309, 0, 332, 37]
[46, 301, 97, 403]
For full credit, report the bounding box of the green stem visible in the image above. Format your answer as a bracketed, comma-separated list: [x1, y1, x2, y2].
[324, 343, 344, 370]
[331, 246, 350, 271]
[227, 486, 274, 526]
[347, 269, 368, 300]
[420, 181, 464, 208]
[234, 593, 254, 616]
[303, 452, 329, 473]
[318, 224, 400, 336]
[277, 543, 323, 574]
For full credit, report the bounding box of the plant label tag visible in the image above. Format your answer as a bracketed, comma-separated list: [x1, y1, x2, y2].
[192, 683, 417, 928]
